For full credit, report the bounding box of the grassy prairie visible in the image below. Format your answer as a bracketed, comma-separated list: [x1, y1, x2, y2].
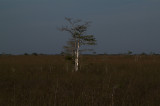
[0, 55, 160, 106]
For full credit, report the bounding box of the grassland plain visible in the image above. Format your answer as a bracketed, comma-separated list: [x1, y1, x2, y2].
[0, 55, 160, 106]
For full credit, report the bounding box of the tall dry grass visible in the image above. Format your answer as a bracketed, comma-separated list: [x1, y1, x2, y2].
[0, 55, 160, 106]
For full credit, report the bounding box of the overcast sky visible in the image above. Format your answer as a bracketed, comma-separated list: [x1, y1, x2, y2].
[1, 0, 160, 54]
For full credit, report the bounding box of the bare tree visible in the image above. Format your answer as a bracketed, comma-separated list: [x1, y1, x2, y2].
[59, 17, 96, 72]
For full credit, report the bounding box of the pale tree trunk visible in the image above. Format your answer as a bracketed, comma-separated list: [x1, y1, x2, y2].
[75, 40, 79, 72]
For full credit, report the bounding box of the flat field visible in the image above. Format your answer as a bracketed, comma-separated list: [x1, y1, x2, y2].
[0, 55, 160, 106]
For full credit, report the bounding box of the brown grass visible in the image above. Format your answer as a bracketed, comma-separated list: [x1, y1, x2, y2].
[0, 55, 160, 106]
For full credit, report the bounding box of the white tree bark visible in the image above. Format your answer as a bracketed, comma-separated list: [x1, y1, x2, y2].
[75, 40, 79, 72]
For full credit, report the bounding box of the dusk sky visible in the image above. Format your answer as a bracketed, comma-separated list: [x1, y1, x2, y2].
[1, 0, 160, 54]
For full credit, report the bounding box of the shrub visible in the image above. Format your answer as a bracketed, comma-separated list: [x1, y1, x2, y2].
[32, 53, 38, 56]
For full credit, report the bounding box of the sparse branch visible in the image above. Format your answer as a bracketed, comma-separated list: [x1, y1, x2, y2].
[59, 26, 74, 35]
[79, 35, 96, 45]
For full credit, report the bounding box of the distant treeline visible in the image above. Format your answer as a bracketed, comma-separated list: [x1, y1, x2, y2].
[0, 52, 160, 56]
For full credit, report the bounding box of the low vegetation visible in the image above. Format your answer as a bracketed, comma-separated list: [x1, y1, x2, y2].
[0, 55, 160, 106]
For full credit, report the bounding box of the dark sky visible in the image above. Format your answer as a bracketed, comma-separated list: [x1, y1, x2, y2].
[1, 0, 160, 54]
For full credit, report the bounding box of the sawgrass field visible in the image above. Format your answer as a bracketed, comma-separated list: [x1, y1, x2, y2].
[0, 55, 160, 106]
